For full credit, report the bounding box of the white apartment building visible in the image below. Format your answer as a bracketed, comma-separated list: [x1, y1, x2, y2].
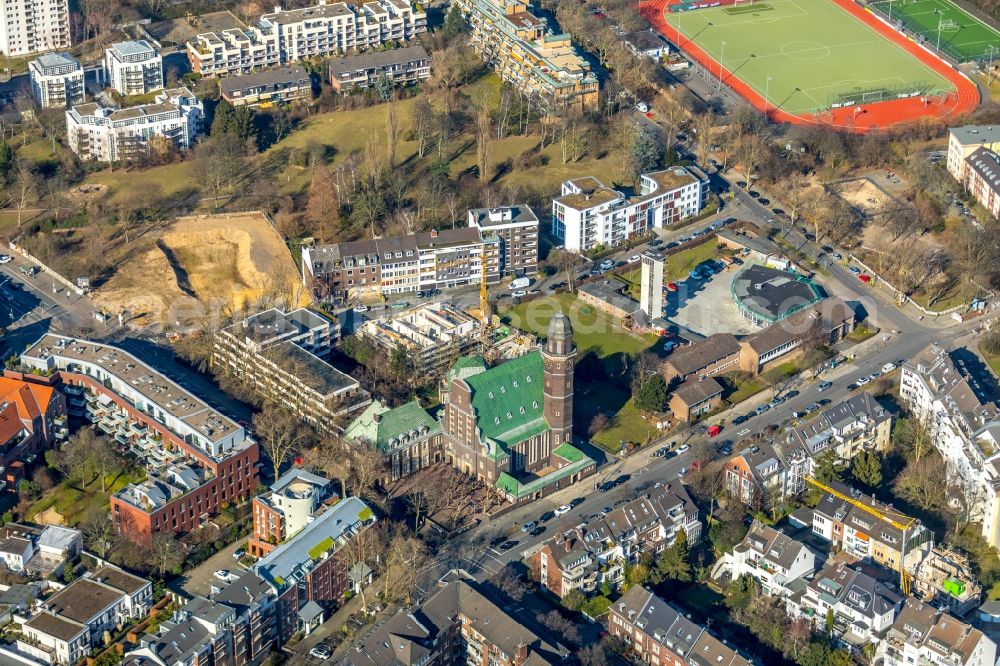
[947, 125, 1000, 182]
[0, 0, 69, 57]
[552, 167, 708, 253]
[713, 519, 817, 597]
[899, 344, 1000, 548]
[187, 0, 426, 78]
[467, 204, 539, 276]
[28, 51, 82, 108]
[66, 87, 203, 163]
[105, 40, 163, 95]
[882, 597, 996, 666]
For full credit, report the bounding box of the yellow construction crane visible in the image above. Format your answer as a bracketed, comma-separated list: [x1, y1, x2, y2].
[805, 476, 916, 594]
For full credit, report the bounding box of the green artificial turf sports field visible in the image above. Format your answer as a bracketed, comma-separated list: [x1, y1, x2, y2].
[662, 0, 956, 115]
[869, 0, 1000, 62]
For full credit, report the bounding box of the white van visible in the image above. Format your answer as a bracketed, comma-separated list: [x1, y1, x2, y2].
[509, 277, 532, 290]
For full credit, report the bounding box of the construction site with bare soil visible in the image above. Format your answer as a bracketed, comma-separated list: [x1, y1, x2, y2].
[83, 212, 305, 330]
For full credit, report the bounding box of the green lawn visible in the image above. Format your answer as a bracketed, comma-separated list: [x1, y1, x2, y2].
[910, 279, 971, 312]
[663, 0, 955, 114]
[846, 325, 877, 342]
[576, 384, 660, 451]
[27, 469, 145, 527]
[502, 293, 659, 360]
[591, 398, 660, 450]
[618, 239, 725, 297]
[870, 0, 1000, 62]
[981, 344, 1000, 379]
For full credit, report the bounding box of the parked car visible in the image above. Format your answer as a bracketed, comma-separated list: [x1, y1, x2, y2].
[499, 540, 519, 552]
[521, 521, 538, 532]
[857, 376, 871, 386]
[749, 191, 761, 199]
[831, 252, 843, 260]
[736, 181, 748, 188]
[310, 644, 333, 660]
[391, 301, 410, 309]
[804, 403, 819, 412]
[18, 266, 36, 276]
[0, 255, 11, 265]
[676, 444, 690, 455]
[792, 410, 808, 419]
[755, 404, 771, 415]
[554, 504, 572, 516]
[677, 467, 687, 477]
[529, 526, 546, 537]
[732, 414, 750, 425]
[758, 198, 770, 206]
[214, 569, 239, 583]
[512, 290, 527, 297]
[848, 266, 861, 275]
[627, 254, 641, 263]
[600, 259, 615, 270]
[233, 548, 246, 560]
[882, 362, 897, 373]
[649, 238, 664, 247]
[817, 381, 833, 391]
[539, 511, 555, 522]
[847, 383, 859, 391]
[490, 536, 506, 548]
[354, 305, 369, 313]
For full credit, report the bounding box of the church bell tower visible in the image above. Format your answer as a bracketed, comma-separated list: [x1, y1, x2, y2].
[541, 311, 576, 446]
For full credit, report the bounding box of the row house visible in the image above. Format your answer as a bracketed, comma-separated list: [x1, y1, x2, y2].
[609, 586, 754, 666]
[0, 375, 66, 490]
[0, 523, 80, 579]
[66, 87, 203, 163]
[528, 483, 700, 598]
[348, 576, 571, 666]
[302, 227, 502, 304]
[553, 169, 707, 253]
[213, 308, 370, 436]
[187, 0, 426, 78]
[882, 597, 995, 666]
[127, 571, 281, 665]
[724, 392, 892, 506]
[220, 64, 312, 107]
[790, 560, 903, 650]
[454, 0, 598, 111]
[812, 480, 935, 576]
[899, 343, 1000, 548]
[713, 519, 818, 597]
[18, 566, 151, 665]
[14, 334, 260, 547]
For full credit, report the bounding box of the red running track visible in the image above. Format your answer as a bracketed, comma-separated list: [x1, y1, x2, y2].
[639, 0, 980, 133]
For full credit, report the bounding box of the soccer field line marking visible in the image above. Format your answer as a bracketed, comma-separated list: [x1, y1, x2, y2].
[745, 38, 880, 60]
[801, 74, 911, 94]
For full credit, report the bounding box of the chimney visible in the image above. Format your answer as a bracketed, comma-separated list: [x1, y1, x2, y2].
[430, 229, 439, 238]
[515, 643, 529, 665]
[373, 412, 382, 423]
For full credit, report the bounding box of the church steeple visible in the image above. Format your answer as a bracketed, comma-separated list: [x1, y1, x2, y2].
[541, 311, 576, 446]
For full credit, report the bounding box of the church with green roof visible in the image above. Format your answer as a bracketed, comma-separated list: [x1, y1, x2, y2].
[343, 312, 595, 503]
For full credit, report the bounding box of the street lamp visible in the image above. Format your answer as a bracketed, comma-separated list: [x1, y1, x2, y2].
[719, 40, 727, 92]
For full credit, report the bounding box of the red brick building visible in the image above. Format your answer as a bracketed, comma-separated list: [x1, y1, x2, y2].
[16, 334, 260, 546]
[248, 469, 334, 558]
[0, 375, 67, 489]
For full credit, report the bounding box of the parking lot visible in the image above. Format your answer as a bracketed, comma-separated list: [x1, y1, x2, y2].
[667, 261, 756, 337]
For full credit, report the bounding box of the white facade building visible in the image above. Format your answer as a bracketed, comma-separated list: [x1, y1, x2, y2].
[552, 167, 708, 252]
[0, 0, 69, 57]
[105, 40, 163, 95]
[29, 52, 83, 108]
[713, 519, 817, 597]
[187, 0, 426, 78]
[639, 249, 664, 319]
[66, 87, 203, 163]
[899, 344, 1000, 549]
[947, 125, 1000, 182]
[882, 597, 996, 666]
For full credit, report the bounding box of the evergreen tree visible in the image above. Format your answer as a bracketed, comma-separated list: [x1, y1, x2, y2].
[443, 4, 467, 39]
[212, 100, 257, 145]
[628, 128, 661, 182]
[655, 529, 692, 583]
[635, 374, 668, 413]
[852, 450, 883, 489]
[805, 449, 845, 505]
[0, 142, 14, 178]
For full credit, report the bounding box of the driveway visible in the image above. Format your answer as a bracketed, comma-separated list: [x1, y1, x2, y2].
[173, 536, 249, 599]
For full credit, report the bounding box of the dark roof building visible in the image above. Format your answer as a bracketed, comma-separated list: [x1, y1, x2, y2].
[329, 44, 430, 92]
[661, 333, 741, 383]
[731, 265, 823, 327]
[220, 65, 311, 107]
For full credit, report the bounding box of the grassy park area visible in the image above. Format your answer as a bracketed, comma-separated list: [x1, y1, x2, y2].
[27, 469, 145, 528]
[618, 239, 725, 297]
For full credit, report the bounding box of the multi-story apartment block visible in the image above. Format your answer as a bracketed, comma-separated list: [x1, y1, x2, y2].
[813, 480, 935, 575]
[0, 0, 69, 57]
[714, 519, 818, 597]
[454, 0, 598, 110]
[791, 561, 903, 649]
[66, 87, 203, 163]
[0, 375, 66, 490]
[344, 399, 443, 479]
[105, 40, 163, 96]
[29, 52, 83, 108]
[329, 44, 430, 92]
[302, 228, 502, 303]
[882, 597, 996, 666]
[248, 468, 333, 558]
[14, 334, 260, 547]
[553, 169, 707, 253]
[18, 566, 151, 665]
[358, 302, 481, 377]
[187, 0, 426, 78]
[467, 205, 539, 277]
[899, 344, 1000, 548]
[784, 391, 893, 468]
[348, 576, 571, 666]
[220, 65, 311, 107]
[608, 586, 754, 666]
[528, 483, 700, 598]
[725, 442, 789, 507]
[213, 308, 369, 436]
[947, 125, 1000, 182]
[960, 147, 1000, 218]
[253, 496, 376, 639]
